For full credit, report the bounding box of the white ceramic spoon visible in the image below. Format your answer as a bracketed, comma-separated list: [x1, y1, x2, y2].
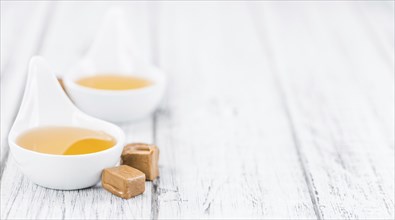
[8, 56, 125, 190]
[64, 8, 166, 123]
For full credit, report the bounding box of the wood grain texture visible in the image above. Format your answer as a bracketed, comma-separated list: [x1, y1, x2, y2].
[1, 1, 394, 219]
[251, 1, 394, 219]
[153, 2, 315, 218]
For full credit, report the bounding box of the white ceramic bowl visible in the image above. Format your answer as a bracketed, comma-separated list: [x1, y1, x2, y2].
[8, 57, 125, 190]
[62, 8, 166, 123]
[63, 66, 166, 123]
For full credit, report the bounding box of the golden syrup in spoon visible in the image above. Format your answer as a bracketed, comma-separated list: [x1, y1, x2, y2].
[16, 126, 116, 155]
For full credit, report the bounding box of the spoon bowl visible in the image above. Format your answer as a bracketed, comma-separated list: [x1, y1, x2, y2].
[8, 56, 125, 190]
[64, 65, 166, 123]
[63, 8, 166, 122]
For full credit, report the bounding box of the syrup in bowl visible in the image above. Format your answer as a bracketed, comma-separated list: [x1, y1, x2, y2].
[76, 74, 152, 91]
[16, 126, 116, 155]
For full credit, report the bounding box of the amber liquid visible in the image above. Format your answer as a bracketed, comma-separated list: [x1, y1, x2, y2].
[76, 74, 152, 90]
[16, 126, 116, 155]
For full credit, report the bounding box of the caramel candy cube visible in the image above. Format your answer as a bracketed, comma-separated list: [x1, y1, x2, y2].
[102, 165, 145, 199]
[121, 143, 159, 181]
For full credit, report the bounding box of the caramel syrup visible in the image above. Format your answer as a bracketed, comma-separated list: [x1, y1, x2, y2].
[76, 74, 151, 90]
[16, 126, 116, 155]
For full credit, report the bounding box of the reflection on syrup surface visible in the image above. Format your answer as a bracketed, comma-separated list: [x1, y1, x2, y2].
[16, 126, 116, 155]
[76, 74, 152, 90]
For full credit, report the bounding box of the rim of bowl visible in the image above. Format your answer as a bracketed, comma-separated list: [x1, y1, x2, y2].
[8, 123, 125, 158]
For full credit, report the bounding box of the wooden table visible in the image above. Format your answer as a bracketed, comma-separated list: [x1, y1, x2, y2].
[1, 1, 394, 219]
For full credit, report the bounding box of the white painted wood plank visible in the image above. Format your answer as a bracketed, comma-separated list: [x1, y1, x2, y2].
[251, 2, 394, 219]
[355, 1, 394, 65]
[153, 2, 316, 218]
[0, 1, 40, 73]
[3, 2, 392, 219]
[1, 2, 156, 219]
[316, 1, 394, 154]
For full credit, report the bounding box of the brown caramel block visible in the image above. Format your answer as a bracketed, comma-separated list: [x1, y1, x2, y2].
[102, 165, 145, 199]
[121, 143, 159, 181]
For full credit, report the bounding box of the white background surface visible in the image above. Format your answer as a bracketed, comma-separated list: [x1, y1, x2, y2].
[1, 1, 394, 219]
